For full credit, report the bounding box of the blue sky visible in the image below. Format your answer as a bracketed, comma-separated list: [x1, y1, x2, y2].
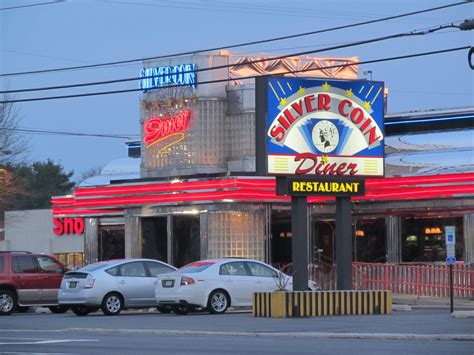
[1, 0, 473, 180]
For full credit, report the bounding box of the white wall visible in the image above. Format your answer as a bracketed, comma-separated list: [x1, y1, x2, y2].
[0, 209, 84, 254]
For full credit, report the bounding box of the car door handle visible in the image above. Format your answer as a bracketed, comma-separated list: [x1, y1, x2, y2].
[153, 281, 158, 285]
[119, 280, 126, 284]
[256, 281, 263, 284]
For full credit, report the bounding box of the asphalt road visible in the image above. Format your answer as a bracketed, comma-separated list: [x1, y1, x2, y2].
[0, 308, 472, 354]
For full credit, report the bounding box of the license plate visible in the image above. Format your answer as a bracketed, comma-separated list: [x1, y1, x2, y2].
[162, 280, 174, 288]
[69, 281, 77, 288]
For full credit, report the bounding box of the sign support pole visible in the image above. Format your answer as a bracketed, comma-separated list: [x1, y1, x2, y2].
[450, 264, 454, 313]
[291, 195, 309, 291]
[336, 196, 352, 290]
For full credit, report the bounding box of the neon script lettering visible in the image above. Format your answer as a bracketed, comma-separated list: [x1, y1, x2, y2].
[144, 109, 191, 147]
[139, 64, 196, 92]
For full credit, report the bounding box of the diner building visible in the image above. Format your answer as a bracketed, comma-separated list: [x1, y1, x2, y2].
[50, 51, 473, 269]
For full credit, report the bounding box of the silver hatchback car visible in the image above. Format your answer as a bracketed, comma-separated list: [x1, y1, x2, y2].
[58, 258, 176, 316]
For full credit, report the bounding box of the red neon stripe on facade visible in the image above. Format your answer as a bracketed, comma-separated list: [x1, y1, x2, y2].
[55, 183, 474, 210]
[50, 173, 474, 214]
[74, 178, 276, 198]
[70, 173, 474, 199]
[52, 208, 123, 215]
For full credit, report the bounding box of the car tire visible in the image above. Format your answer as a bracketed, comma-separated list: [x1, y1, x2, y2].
[16, 306, 30, 313]
[101, 292, 123, 316]
[156, 306, 172, 314]
[173, 306, 189, 315]
[0, 290, 16, 315]
[72, 305, 90, 316]
[49, 306, 69, 314]
[207, 290, 230, 314]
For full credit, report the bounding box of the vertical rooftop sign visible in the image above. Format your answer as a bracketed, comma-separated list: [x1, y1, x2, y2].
[257, 77, 385, 177]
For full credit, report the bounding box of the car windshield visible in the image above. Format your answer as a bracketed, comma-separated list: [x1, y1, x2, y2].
[177, 261, 215, 273]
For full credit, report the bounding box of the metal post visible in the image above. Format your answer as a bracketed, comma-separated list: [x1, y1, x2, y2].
[336, 196, 352, 290]
[291, 195, 309, 291]
[450, 264, 454, 313]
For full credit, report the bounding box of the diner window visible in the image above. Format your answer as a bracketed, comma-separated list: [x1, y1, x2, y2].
[401, 217, 463, 262]
[353, 218, 386, 263]
[54, 252, 84, 269]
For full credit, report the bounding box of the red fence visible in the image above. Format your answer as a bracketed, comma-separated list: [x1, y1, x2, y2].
[352, 262, 474, 298]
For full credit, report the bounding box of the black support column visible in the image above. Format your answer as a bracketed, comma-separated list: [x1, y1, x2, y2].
[336, 196, 352, 290]
[291, 195, 309, 291]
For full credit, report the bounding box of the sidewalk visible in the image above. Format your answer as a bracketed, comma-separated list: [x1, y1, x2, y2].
[393, 294, 474, 309]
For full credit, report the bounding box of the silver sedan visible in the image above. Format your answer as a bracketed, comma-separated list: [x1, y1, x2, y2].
[58, 258, 176, 316]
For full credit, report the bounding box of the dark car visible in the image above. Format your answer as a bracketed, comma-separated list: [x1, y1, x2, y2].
[0, 251, 68, 315]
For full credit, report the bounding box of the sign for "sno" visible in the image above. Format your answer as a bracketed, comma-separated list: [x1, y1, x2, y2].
[53, 217, 85, 236]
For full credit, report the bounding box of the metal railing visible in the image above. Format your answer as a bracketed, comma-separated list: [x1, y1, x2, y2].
[276, 262, 474, 298]
[352, 262, 474, 298]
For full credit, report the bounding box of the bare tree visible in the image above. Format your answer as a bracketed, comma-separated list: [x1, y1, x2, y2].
[0, 95, 28, 165]
[76, 165, 104, 185]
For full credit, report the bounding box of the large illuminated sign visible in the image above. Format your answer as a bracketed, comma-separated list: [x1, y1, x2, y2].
[139, 64, 196, 92]
[144, 109, 191, 153]
[53, 217, 84, 235]
[277, 176, 366, 196]
[263, 77, 385, 177]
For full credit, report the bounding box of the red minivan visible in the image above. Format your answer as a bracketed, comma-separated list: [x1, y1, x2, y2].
[0, 251, 68, 315]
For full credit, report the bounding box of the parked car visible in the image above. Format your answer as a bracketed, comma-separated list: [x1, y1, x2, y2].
[58, 258, 176, 316]
[0, 251, 69, 315]
[155, 258, 319, 315]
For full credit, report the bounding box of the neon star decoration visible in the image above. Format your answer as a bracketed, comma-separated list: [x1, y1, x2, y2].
[320, 155, 329, 164]
[298, 86, 305, 95]
[345, 89, 354, 97]
[363, 101, 372, 110]
[322, 82, 330, 91]
[280, 97, 287, 106]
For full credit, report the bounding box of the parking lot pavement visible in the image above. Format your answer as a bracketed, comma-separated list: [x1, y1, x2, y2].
[2, 308, 473, 337]
[0, 309, 473, 354]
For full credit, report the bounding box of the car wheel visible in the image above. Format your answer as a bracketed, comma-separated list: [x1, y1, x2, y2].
[156, 306, 172, 314]
[207, 290, 229, 314]
[16, 306, 30, 313]
[72, 305, 90, 316]
[49, 306, 69, 314]
[101, 292, 123, 316]
[173, 306, 189, 315]
[0, 290, 16, 315]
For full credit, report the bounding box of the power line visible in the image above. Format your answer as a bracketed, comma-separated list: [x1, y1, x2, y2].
[0, 1, 469, 77]
[0, 46, 469, 104]
[2, 127, 138, 139]
[0, 23, 461, 95]
[103, 0, 440, 24]
[0, 0, 64, 11]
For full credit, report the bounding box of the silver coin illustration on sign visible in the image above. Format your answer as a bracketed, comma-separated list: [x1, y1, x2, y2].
[312, 120, 339, 153]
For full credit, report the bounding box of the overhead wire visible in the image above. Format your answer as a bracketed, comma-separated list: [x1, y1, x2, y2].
[1, 127, 138, 140]
[0, 1, 469, 77]
[0, 46, 469, 104]
[103, 0, 439, 23]
[0, 23, 462, 95]
[0, 0, 64, 11]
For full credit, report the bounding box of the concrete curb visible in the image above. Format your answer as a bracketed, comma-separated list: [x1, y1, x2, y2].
[63, 328, 474, 342]
[393, 304, 412, 311]
[451, 310, 474, 318]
